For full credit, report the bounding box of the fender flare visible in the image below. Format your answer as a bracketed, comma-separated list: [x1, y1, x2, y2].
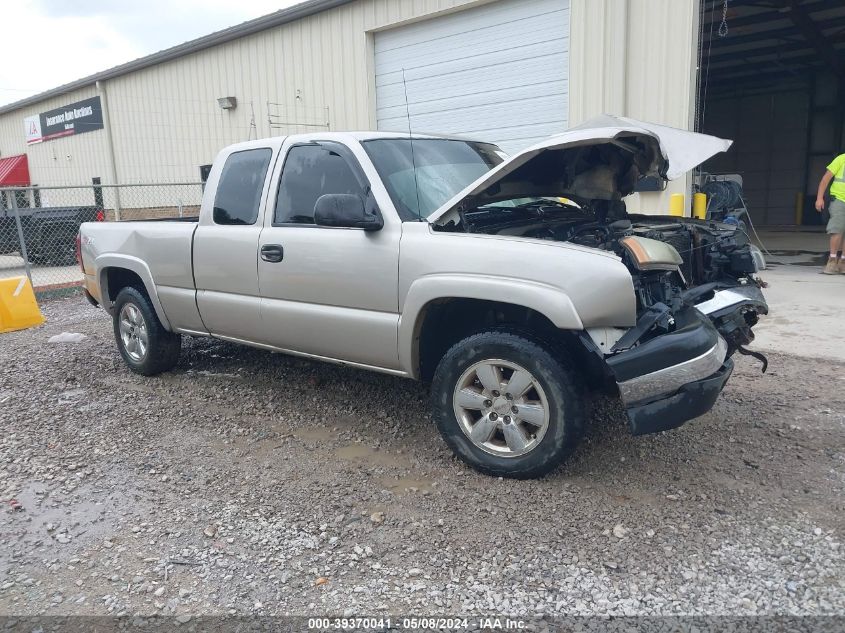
[95, 254, 173, 331]
[398, 274, 584, 377]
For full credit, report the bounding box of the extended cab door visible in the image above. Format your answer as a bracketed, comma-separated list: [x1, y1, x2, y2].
[193, 146, 274, 341]
[256, 140, 401, 370]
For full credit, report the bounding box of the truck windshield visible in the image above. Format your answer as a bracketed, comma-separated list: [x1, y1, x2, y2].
[362, 138, 504, 221]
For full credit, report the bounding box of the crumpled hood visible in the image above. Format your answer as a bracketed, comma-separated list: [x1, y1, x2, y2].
[428, 114, 732, 226]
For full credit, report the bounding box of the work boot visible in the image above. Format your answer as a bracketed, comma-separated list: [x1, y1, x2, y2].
[823, 257, 838, 274]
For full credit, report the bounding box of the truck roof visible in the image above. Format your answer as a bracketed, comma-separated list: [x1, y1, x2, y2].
[221, 130, 488, 153]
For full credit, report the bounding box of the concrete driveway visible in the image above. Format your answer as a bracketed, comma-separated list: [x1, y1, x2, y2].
[0, 254, 82, 290]
[752, 229, 845, 362]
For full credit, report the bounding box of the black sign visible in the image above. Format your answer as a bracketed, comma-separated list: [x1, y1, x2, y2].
[25, 96, 104, 144]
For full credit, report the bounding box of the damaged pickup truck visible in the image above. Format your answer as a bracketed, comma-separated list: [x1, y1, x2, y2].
[79, 115, 768, 478]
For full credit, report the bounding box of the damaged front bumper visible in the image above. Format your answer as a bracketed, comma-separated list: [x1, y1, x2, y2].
[607, 308, 733, 435]
[604, 276, 767, 436]
[695, 284, 768, 321]
[625, 359, 734, 435]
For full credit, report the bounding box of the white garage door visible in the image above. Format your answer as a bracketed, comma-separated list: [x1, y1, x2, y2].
[374, 0, 570, 154]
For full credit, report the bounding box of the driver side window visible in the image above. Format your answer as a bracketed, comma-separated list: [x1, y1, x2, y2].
[274, 145, 366, 225]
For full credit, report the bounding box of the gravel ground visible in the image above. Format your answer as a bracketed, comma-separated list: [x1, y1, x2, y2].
[1, 295, 843, 618]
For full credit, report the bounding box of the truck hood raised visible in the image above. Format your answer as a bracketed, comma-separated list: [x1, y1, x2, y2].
[428, 114, 732, 226]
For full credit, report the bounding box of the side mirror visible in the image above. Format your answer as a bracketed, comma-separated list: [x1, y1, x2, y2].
[314, 194, 383, 231]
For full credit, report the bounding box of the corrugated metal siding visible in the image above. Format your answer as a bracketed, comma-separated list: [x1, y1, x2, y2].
[103, 0, 495, 183]
[0, 0, 486, 187]
[569, 0, 700, 215]
[374, 0, 569, 153]
[0, 0, 699, 208]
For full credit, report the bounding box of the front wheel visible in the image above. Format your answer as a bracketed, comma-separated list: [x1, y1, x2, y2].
[431, 330, 584, 479]
[112, 287, 181, 376]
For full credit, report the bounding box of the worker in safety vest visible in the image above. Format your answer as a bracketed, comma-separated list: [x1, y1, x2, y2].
[816, 153, 845, 274]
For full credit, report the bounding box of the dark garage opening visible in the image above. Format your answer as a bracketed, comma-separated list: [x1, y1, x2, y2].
[696, 0, 845, 227]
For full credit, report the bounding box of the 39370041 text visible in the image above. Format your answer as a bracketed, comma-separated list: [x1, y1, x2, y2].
[306, 616, 526, 630]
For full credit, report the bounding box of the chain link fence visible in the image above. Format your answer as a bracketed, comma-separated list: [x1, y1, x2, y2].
[0, 183, 203, 296]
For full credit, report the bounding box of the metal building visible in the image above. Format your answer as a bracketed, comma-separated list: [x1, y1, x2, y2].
[0, 0, 701, 214]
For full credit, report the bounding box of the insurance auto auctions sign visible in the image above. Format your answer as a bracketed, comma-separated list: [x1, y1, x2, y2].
[24, 96, 104, 144]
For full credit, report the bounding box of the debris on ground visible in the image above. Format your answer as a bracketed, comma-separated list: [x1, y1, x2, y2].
[47, 332, 86, 343]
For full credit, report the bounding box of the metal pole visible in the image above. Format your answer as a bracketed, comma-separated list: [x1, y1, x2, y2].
[10, 193, 33, 286]
[97, 80, 122, 220]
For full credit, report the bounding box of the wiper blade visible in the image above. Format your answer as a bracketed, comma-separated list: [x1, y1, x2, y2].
[511, 199, 570, 209]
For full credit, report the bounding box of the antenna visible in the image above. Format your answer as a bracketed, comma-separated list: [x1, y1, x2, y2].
[248, 101, 257, 141]
[402, 68, 423, 221]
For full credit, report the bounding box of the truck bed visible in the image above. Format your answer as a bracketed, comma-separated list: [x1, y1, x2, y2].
[128, 216, 199, 223]
[80, 220, 197, 291]
[2, 205, 103, 263]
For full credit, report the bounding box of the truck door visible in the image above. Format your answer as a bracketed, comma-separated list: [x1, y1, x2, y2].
[193, 147, 273, 341]
[256, 141, 401, 370]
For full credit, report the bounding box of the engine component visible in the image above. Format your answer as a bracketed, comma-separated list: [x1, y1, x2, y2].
[702, 180, 743, 211]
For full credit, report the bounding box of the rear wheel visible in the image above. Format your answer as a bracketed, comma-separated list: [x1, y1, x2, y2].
[49, 235, 77, 266]
[112, 287, 181, 375]
[431, 330, 584, 479]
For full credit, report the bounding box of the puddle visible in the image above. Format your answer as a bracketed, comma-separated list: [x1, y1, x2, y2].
[763, 250, 827, 267]
[333, 444, 404, 468]
[201, 402, 246, 418]
[765, 249, 826, 257]
[185, 369, 243, 379]
[295, 427, 335, 442]
[9, 482, 113, 543]
[376, 476, 435, 495]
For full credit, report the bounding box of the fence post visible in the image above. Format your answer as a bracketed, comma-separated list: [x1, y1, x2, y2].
[114, 187, 122, 221]
[10, 193, 33, 287]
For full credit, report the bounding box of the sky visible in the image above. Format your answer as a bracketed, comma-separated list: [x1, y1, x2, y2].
[0, 0, 303, 107]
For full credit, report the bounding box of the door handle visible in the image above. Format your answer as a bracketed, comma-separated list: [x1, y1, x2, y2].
[260, 244, 284, 263]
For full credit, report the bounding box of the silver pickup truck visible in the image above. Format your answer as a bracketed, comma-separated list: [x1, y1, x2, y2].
[79, 115, 768, 479]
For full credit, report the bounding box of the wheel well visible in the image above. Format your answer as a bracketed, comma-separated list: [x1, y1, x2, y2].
[104, 267, 147, 304]
[415, 298, 609, 387]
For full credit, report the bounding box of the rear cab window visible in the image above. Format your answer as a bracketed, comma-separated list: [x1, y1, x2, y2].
[213, 148, 272, 225]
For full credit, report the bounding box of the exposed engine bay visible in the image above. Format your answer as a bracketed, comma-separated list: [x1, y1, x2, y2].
[427, 120, 769, 372]
[437, 197, 768, 365]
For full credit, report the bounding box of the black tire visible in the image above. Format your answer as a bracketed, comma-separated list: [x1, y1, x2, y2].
[112, 286, 181, 376]
[43, 233, 77, 266]
[28, 254, 50, 266]
[52, 242, 77, 266]
[431, 330, 584, 479]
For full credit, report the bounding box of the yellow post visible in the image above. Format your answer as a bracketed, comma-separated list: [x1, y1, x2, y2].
[693, 193, 707, 220]
[669, 193, 685, 217]
[795, 192, 804, 226]
[0, 276, 45, 334]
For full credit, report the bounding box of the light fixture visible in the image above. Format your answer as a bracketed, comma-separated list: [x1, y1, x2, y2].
[217, 96, 237, 110]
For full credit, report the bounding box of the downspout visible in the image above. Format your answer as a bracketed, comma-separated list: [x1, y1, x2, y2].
[686, 0, 703, 213]
[96, 80, 121, 220]
[618, 0, 629, 117]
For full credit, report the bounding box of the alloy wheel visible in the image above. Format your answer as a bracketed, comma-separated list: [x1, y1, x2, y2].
[452, 358, 551, 457]
[119, 302, 149, 361]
